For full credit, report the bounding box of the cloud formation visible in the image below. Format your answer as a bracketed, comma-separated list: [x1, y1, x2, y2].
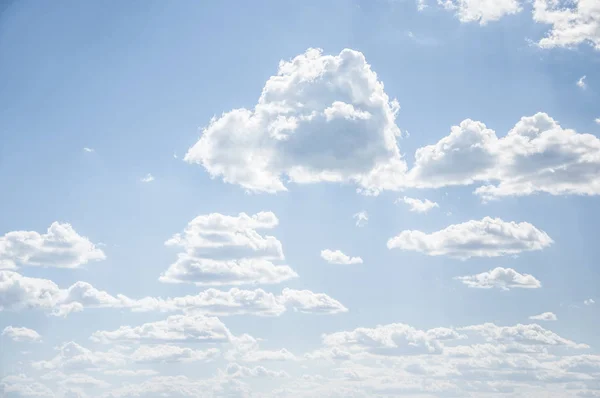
[160, 212, 298, 286]
[399, 196, 439, 213]
[0, 222, 105, 270]
[185, 48, 406, 195]
[387, 217, 553, 259]
[529, 312, 558, 321]
[320, 249, 363, 265]
[439, 0, 522, 25]
[455, 267, 542, 289]
[1, 326, 41, 342]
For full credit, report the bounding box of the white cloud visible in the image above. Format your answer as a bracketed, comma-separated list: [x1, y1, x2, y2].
[320, 249, 363, 265]
[459, 323, 588, 348]
[322, 323, 464, 357]
[1, 326, 41, 342]
[584, 298, 595, 305]
[417, 0, 428, 11]
[90, 314, 232, 344]
[0, 222, 105, 270]
[83, 147, 94, 153]
[140, 173, 154, 183]
[529, 312, 558, 321]
[33, 342, 126, 371]
[438, 0, 522, 25]
[280, 288, 348, 314]
[160, 212, 298, 286]
[224, 363, 289, 379]
[455, 267, 542, 290]
[577, 75, 588, 89]
[353, 211, 368, 227]
[406, 113, 600, 200]
[400, 196, 439, 213]
[1, 270, 344, 317]
[103, 369, 158, 377]
[595, 118, 600, 124]
[387, 217, 553, 259]
[533, 0, 600, 50]
[130, 345, 219, 363]
[0, 374, 54, 398]
[184, 48, 406, 195]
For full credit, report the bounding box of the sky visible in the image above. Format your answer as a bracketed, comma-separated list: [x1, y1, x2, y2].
[1, 0, 600, 397]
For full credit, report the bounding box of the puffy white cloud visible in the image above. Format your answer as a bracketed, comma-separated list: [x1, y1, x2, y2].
[595, 118, 600, 125]
[82, 147, 94, 153]
[0, 222, 105, 270]
[184, 48, 406, 195]
[1, 326, 41, 342]
[320, 249, 363, 265]
[455, 267, 542, 289]
[280, 288, 348, 314]
[322, 323, 464, 357]
[459, 323, 589, 348]
[406, 113, 600, 200]
[224, 363, 289, 379]
[387, 217, 552, 259]
[533, 0, 600, 50]
[0, 374, 54, 398]
[33, 342, 126, 371]
[57, 373, 110, 389]
[529, 312, 558, 321]
[577, 75, 588, 89]
[1, 270, 344, 318]
[438, 0, 522, 25]
[130, 345, 219, 363]
[399, 196, 439, 213]
[90, 314, 232, 344]
[140, 173, 154, 183]
[417, 0, 428, 11]
[160, 212, 297, 286]
[584, 298, 595, 305]
[102, 370, 158, 377]
[353, 211, 368, 227]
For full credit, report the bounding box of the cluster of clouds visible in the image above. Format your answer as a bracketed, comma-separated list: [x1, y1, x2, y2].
[184, 48, 600, 201]
[432, 0, 600, 51]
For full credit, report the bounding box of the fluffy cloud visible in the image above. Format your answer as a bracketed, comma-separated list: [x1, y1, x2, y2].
[322, 323, 464, 357]
[184, 48, 406, 195]
[455, 267, 542, 289]
[529, 312, 558, 321]
[406, 113, 600, 200]
[459, 323, 588, 348]
[0, 270, 344, 317]
[90, 314, 232, 344]
[438, 0, 522, 25]
[130, 345, 219, 363]
[1, 326, 41, 342]
[140, 173, 154, 183]
[0, 374, 54, 398]
[33, 342, 126, 371]
[280, 288, 348, 314]
[399, 196, 439, 213]
[577, 75, 588, 89]
[387, 217, 553, 259]
[584, 298, 595, 305]
[533, 0, 600, 50]
[353, 211, 368, 227]
[0, 222, 105, 270]
[160, 212, 298, 286]
[225, 363, 289, 379]
[320, 249, 363, 265]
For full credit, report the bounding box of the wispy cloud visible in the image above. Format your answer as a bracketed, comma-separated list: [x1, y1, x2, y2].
[83, 147, 94, 153]
[577, 75, 587, 89]
[141, 173, 155, 183]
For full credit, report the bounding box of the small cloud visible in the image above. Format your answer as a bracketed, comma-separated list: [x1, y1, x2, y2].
[173, 152, 178, 159]
[353, 211, 368, 227]
[416, 0, 427, 11]
[321, 249, 363, 265]
[594, 118, 600, 125]
[577, 75, 587, 89]
[529, 312, 557, 321]
[141, 173, 155, 183]
[584, 299, 595, 306]
[398, 196, 439, 213]
[83, 147, 94, 153]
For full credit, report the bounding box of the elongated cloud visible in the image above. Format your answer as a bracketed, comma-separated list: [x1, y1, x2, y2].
[455, 267, 542, 290]
[0, 222, 105, 270]
[529, 312, 557, 321]
[400, 196, 439, 213]
[388, 217, 553, 259]
[320, 249, 363, 265]
[2, 326, 41, 342]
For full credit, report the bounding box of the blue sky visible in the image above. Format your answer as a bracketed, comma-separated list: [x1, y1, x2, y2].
[1, 0, 600, 397]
